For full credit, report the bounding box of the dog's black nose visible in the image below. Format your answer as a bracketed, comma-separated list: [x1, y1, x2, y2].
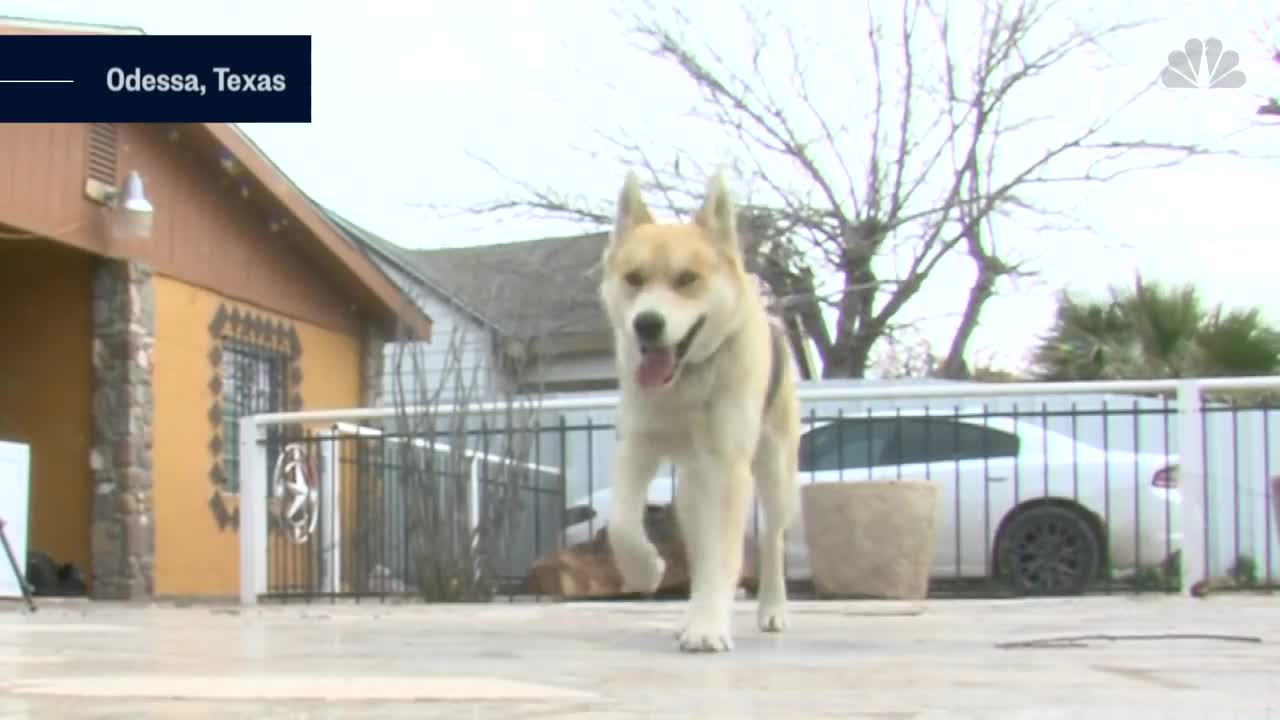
[632, 311, 666, 343]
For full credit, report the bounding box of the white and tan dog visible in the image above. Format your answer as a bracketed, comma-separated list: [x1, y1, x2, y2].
[599, 171, 801, 653]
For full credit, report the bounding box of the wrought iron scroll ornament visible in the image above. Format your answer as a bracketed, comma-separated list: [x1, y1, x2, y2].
[271, 442, 319, 544]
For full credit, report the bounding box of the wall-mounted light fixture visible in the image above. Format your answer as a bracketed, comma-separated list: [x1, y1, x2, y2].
[85, 170, 155, 257]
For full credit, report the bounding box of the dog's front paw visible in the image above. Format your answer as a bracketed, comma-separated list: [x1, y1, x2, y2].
[757, 602, 788, 633]
[678, 612, 734, 653]
[616, 548, 666, 595]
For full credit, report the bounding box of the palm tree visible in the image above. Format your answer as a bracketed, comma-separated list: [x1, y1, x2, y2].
[1030, 275, 1280, 381]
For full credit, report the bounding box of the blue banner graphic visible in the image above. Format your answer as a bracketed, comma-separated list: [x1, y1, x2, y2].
[0, 34, 311, 122]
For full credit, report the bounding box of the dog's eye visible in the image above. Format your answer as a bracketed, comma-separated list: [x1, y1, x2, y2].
[673, 271, 699, 289]
[624, 271, 645, 288]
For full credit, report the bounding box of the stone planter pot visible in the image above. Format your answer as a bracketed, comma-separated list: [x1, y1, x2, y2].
[801, 480, 939, 600]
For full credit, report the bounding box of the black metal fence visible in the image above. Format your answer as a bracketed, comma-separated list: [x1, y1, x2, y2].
[254, 393, 1280, 602]
[259, 421, 565, 602]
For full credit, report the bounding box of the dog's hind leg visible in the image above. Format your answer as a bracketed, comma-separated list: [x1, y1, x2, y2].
[753, 433, 798, 633]
[607, 439, 665, 594]
[675, 458, 753, 652]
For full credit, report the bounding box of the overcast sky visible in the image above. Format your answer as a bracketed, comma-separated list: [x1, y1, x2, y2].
[10, 0, 1280, 372]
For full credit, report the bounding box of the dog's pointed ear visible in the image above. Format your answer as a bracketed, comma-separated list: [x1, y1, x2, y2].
[695, 172, 738, 252]
[605, 172, 653, 260]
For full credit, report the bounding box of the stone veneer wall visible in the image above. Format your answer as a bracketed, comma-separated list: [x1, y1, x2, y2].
[89, 260, 156, 600]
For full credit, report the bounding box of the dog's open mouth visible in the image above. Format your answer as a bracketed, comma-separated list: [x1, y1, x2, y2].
[635, 316, 706, 389]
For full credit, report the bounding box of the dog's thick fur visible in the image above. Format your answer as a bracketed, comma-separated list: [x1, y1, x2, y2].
[599, 172, 801, 653]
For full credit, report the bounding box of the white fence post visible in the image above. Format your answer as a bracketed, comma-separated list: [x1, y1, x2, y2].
[320, 433, 342, 595]
[238, 415, 269, 605]
[1176, 380, 1208, 595]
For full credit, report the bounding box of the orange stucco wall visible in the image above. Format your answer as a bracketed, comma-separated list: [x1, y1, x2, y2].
[152, 274, 361, 597]
[0, 240, 93, 575]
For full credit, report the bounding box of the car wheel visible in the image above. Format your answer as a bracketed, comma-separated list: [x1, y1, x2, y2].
[995, 504, 1102, 596]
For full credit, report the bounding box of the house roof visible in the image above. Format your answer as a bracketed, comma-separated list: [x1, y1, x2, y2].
[200, 124, 433, 339]
[338, 214, 820, 378]
[0, 16, 433, 341]
[402, 232, 612, 341]
[320, 207, 497, 332]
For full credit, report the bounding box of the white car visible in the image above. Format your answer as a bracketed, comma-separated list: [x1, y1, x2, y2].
[562, 409, 1183, 596]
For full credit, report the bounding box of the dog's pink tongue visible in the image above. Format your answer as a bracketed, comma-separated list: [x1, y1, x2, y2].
[635, 348, 675, 388]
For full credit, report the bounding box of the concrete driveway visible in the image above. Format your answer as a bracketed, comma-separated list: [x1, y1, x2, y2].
[0, 595, 1276, 718]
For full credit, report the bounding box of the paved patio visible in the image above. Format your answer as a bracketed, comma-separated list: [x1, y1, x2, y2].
[0, 595, 1276, 718]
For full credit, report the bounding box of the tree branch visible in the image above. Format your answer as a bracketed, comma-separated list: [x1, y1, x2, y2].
[450, 0, 1240, 379]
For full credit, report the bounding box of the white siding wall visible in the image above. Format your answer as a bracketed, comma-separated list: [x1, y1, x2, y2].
[523, 352, 616, 389]
[371, 253, 620, 403]
[371, 258, 504, 405]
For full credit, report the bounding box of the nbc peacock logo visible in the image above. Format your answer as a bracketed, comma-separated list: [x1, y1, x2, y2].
[1161, 38, 1247, 89]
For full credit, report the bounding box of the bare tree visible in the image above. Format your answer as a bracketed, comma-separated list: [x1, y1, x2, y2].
[450, 0, 1230, 379]
[349, 301, 557, 602]
[868, 326, 939, 380]
[868, 328, 1022, 380]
